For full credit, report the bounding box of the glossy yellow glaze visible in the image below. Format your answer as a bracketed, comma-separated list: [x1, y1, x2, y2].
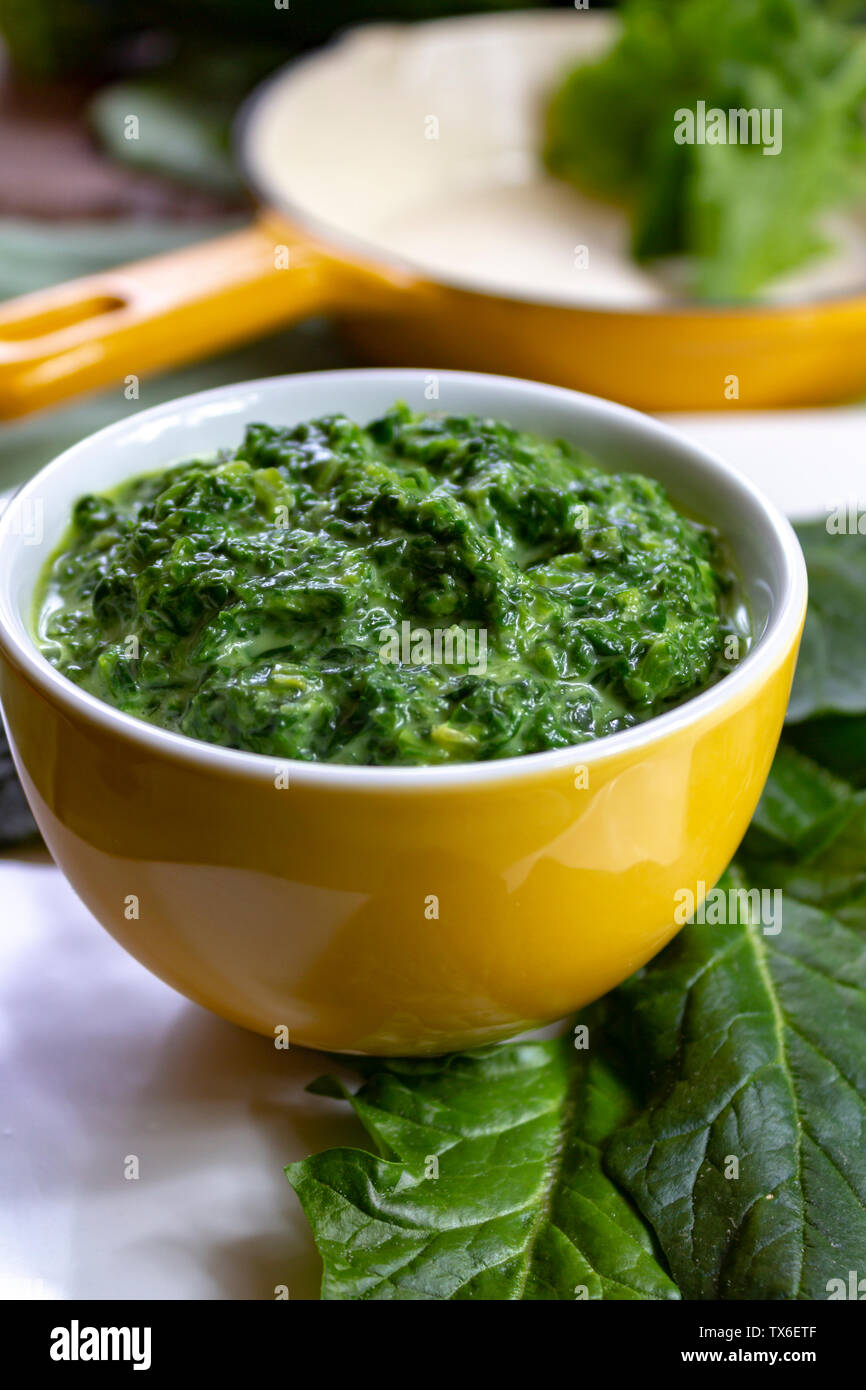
[0, 214, 865, 417]
[341, 281, 866, 413]
[0, 617, 802, 1055]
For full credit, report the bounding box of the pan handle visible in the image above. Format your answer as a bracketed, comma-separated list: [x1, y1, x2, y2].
[0, 222, 343, 420]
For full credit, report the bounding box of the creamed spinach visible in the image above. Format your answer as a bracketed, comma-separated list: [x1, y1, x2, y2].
[37, 404, 748, 765]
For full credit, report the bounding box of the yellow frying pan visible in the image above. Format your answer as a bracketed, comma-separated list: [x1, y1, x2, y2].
[2, 9, 866, 420]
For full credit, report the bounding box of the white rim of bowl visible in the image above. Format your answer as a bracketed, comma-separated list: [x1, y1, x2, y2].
[0, 368, 808, 795]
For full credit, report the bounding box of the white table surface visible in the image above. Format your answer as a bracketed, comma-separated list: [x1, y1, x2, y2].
[0, 850, 365, 1301]
[2, 406, 864, 1300]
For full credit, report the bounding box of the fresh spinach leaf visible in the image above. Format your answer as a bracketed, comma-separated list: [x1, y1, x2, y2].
[746, 742, 857, 860]
[742, 759, 866, 934]
[288, 1042, 678, 1300]
[601, 867, 866, 1300]
[780, 522, 866, 784]
[787, 522, 866, 724]
[786, 716, 866, 788]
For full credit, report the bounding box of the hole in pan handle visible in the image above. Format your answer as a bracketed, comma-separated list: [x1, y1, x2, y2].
[0, 224, 342, 421]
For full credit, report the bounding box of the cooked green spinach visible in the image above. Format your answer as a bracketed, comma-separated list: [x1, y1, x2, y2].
[37, 404, 744, 766]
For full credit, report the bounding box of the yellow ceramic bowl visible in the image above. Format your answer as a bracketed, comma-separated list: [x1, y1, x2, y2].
[0, 370, 807, 1054]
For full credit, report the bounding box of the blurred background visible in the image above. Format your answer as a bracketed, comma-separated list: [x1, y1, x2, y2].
[0, 0, 619, 493]
[1, 0, 864, 491]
